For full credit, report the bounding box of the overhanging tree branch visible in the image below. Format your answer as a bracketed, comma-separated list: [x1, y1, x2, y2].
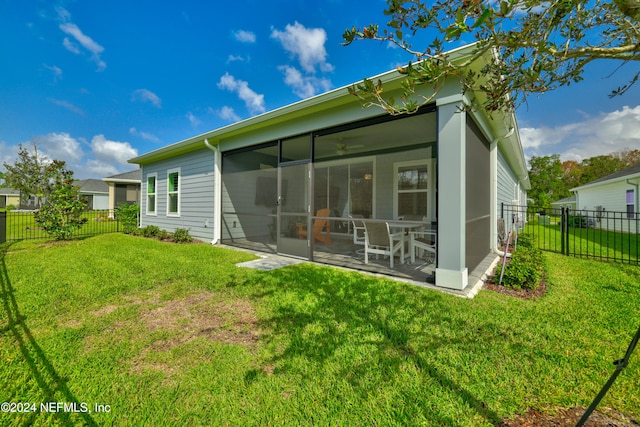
[343, 0, 640, 114]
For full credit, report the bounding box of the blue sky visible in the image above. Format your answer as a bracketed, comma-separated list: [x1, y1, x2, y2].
[1, 0, 639, 179]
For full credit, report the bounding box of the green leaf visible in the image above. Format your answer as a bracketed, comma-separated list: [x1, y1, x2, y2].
[472, 8, 492, 28]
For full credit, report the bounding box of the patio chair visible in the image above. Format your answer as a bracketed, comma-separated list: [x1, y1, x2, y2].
[409, 229, 437, 264]
[363, 221, 404, 268]
[349, 214, 366, 246]
[297, 208, 331, 243]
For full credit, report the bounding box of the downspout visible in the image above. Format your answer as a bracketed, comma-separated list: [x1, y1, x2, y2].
[204, 138, 221, 245]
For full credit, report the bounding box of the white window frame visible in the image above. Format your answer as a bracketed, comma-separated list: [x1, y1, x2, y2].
[146, 173, 157, 216]
[167, 168, 181, 217]
[393, 159, 435, 220]
[626, 189, 635, 219]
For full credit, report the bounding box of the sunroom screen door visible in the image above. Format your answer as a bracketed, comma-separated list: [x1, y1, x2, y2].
[277, 162, 310, 258]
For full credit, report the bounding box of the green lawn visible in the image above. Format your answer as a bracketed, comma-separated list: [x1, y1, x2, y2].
[526, 216, 640, 263]
[1, 234, 639, 426]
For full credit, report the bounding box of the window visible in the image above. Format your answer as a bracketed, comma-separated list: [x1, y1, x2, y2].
[146, 174, 157, 215]
[167, 168, 180, 216]
[627, 189, 635, 219]
[394, 160, 430, 220]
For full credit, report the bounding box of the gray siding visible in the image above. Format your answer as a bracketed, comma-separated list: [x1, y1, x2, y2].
[141, 148, 215, 241]
[497, 149, 520, 213]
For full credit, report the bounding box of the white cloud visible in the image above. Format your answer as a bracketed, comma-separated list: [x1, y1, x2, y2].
[217, 106, 241, 123]
[44, 64, 63, 82]
[35, 132, 83, 163]
[129, 127, 159, 143]
[217, 73, 265, 115]
[271, 22, 334, 74]
[131, 89, 162, 108]
[520, 105, 640, 161]
[0, 141, 15, 168]
[186, 112, 201, 127]
[48, 98, 84, 115]
[62, 37, 81, 54]
[226, 54, 249, 64]
[91, 135, 138, 166]
[277, 65, 332, 99]
[59, 20, 106, 71]
[1, 133, 138, 179]
[233, 30, 256, 43]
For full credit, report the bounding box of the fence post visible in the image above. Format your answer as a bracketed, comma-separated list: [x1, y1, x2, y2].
[0, 211, 6, 243]
[559, 207, 563, 255]
[564, 207, 571, 256]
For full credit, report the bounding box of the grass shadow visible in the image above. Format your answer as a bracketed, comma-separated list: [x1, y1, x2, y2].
[246, 264, 503, 425]
[0, 243, 98, 426]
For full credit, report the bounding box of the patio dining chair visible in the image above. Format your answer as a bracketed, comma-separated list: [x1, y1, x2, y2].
[349, 214, 366, 246]
[409, 229, 437, 264]
[363, 221, 404, 268]
[297, 208, 331, 243]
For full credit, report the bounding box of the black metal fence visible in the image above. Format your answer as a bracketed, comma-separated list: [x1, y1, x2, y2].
[501, 204, 640, 264]
[0, 209, 123, 243]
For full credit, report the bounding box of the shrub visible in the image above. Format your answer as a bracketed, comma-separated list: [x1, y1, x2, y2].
[34, 161, 87, 240]
[157, 229, 170, 240]
[115, 203, 139, 234]
[502, 239, 545, 290]
[142, 225, 161, 238]
[171, 228, 193, 243]
[6, 205, 16, 211]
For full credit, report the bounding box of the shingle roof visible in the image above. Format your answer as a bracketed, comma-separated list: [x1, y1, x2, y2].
[575, 162, 640, 189]
[103, 169, 141, 182]
[551, 195, 576, 205]
[77, 179, 109, 194]
[0, 187, 20, 196]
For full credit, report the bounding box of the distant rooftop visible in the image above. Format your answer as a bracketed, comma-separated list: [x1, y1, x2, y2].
[0, 188, 20, 196]
[572, 162, 640, 190]
[77, 179, 109, 193]
[103, 169, 141, 182]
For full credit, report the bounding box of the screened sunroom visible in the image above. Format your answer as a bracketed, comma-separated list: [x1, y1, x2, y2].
[221, 108, 438, 282]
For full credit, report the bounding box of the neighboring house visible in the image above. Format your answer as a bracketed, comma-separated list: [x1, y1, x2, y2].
[550, 195, 576, 210]
[128, 43, 530, 291]
[0, 188, 38, 210]
[77, 179, 110, 210]
[0, 188, 20, 209]
[102, 169, 141, 212]
[571, 162, 640, 233]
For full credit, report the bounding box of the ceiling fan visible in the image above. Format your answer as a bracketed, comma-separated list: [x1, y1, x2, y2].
[336, 142, 364, 155]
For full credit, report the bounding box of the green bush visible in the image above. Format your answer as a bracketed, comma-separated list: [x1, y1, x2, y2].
[157, 229, 170, 240]
[171, 228, 193, 243]
[502, 235, 545, 290]
[114, 203, 139, 234]
[34, 161, 88, 240]
[141, 225, 161, 238]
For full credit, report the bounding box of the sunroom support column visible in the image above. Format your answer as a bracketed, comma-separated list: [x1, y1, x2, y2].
[436, 96, 468, 290]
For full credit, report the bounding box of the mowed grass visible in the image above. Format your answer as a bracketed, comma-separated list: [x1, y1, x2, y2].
[0, 234, 638, 426]
[528, 217, 640, 263]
